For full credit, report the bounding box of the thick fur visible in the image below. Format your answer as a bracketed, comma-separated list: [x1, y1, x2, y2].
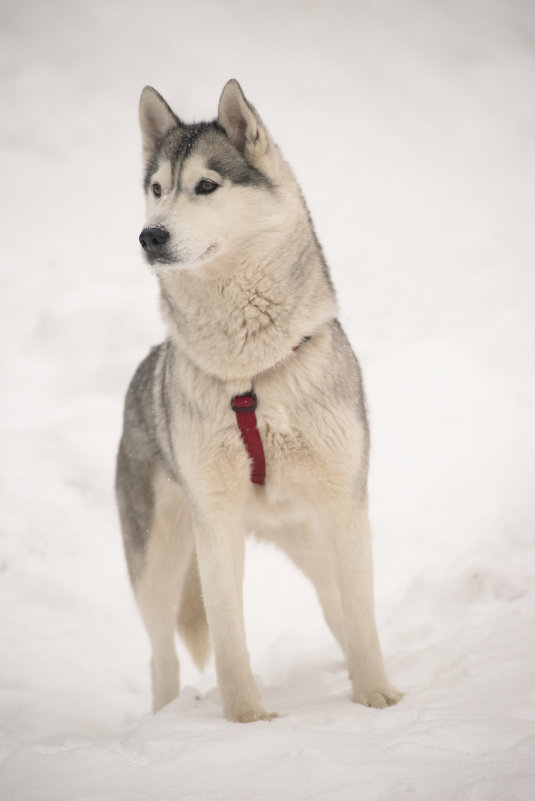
[116, 79, 402, 721]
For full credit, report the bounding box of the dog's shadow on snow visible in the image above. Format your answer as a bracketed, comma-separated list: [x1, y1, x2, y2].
[158, 657, 351, 724]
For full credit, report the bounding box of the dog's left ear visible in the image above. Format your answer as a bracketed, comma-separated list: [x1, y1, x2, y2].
[218, 80, 270, 163]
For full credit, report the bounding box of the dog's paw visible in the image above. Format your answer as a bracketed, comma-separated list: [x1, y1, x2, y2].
[229, 708, 278, 723]
[352, 683, 404, 709]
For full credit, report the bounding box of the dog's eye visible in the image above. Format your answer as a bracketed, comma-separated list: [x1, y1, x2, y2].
[152, 182, 162, 198]
[195, 179, 219, 196]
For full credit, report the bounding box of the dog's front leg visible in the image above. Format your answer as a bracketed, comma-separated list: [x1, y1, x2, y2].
[194, 512, 274, 722]
[324, 498, 403, 709]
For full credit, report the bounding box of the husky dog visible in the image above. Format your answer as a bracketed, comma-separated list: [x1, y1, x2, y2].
[116, 79, 402, 722]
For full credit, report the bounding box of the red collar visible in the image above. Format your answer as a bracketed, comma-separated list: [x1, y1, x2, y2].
[231, 337, 310, 486]
[231, 391, 265, 484]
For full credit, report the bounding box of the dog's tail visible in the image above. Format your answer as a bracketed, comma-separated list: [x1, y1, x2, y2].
[177, 550, 211, 671]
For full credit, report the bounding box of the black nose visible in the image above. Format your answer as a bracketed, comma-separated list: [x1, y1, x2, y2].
[139, 226, 170, 254]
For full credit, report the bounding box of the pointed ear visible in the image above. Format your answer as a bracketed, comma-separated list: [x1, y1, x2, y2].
[139, 86, 180, 163]
[218, 79, 269, 162]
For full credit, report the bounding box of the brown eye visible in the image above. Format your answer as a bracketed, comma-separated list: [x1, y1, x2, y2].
[195, 179, 219, 195]
[152, 182, 162, 198]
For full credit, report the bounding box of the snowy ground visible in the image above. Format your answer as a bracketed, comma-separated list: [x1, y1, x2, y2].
[1, 0, 535, 798]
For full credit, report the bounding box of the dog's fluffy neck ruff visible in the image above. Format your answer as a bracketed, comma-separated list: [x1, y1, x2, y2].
[157, 220, 337, 385]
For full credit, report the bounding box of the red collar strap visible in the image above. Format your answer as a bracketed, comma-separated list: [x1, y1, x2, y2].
[231, 337, 311, 486]
[231, 391, 266, 485]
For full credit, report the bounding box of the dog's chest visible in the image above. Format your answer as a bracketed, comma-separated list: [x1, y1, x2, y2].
[252, 395, 329, 490]
[261, 417, 309, 467]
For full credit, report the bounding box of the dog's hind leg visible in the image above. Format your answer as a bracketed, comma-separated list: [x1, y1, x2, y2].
[132, 470, 194, 712]
[177, 550, 211, 671]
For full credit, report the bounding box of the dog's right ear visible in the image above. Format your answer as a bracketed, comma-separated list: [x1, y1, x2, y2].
[139, 86, 181, 163]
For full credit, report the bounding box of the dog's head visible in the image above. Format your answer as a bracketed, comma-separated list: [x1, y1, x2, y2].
[138, 80, 293, 270]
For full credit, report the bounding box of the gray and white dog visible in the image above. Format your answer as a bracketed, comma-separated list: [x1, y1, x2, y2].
[116, 80, 402, 722]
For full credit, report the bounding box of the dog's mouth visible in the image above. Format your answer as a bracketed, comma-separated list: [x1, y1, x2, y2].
[144, 251, 177, 266]
[143, 243, 219, 269]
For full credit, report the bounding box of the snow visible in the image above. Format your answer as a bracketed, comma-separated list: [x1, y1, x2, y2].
[1, 0, 534, 798]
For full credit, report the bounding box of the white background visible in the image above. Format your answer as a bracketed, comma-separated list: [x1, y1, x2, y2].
[1, 1, 534, 799]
